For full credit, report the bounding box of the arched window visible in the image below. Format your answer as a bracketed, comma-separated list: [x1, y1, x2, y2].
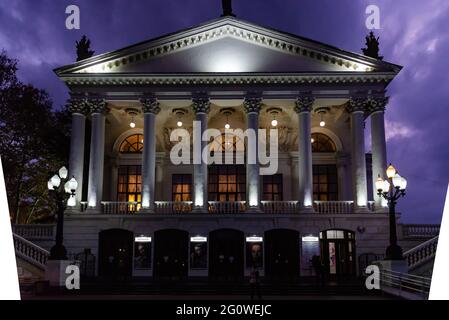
[119, 134, 144, 153]
[209, 133, 244, 153]
[311, 133, 336, 152]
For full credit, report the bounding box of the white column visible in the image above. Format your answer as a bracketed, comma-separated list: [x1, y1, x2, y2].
[243, 97, 262, 212]
[140, 97, 160, 212]
[370, 97, 389, 209]
[192, 96, 210, 213]
[68, 97, 87, 205]
[295, 96, 315, 212]
[348, 97, 368, 212]
[87, 98, 107, 211]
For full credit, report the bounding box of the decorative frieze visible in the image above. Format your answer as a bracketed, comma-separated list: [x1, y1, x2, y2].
[140, 97, 161, 114]
[294, 96, 315, 113]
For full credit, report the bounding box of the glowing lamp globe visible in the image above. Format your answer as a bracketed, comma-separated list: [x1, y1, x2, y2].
[50, 174, 61, 188]
[58, 166, 68, 179]
[386, 164, 397, 179]
[177, 121, 183, 127]
[271, 119, 278, 127]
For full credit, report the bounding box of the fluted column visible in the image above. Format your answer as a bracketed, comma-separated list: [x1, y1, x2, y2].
[369, 96, 389, 209]
[192, 96, 210, 213]
[295, 96, 315, 212]
[243, 96, 262, 212]
[348, 97, 369, 212]
[68, 97, 87, 206]
[140, 97, 160, 213]
[86, 98, 107, 211]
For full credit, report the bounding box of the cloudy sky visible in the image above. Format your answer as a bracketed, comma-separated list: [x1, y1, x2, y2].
[0, 0, 448, 223]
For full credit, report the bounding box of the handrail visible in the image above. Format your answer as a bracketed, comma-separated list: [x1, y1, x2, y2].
[13, 233, 49, 270]
[12, 224, 55, 240]
[401, 224, 440, 238]
[403, 236, 439, 269]
[376, 268, 431, 299]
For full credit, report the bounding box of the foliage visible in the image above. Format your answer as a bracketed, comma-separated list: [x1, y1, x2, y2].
[0, 50, 71, 224]
[76, 35, 95, 62]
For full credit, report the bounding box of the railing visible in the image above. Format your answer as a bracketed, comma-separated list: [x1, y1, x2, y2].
[403, 236, 439, 270]
[102, 201, 140, 214]
[314, 201, 354, 214]
[261, 201, 298, 214]
[402, 224, 440, 238]
[155, 201, 193, 214]
[208, 201, 246, 214]
[13, 233, 49, 270]
[74, 200, 380, 215]
[376, 268, 431, 300]
[12, 224, 55, 240]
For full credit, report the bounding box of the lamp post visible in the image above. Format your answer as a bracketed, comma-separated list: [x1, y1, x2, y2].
[375, 164, 408, 260]
[47, 166, 78, 260]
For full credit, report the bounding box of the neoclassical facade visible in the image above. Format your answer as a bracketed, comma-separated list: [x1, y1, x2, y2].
[55, 15, 401, 279]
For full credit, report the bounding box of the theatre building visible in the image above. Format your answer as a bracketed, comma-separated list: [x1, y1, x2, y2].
[54, 10, 403, 281]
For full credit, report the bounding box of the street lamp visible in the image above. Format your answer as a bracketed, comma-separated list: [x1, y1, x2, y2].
[47, 166, 78, 260]
[375, 163, 408, 260]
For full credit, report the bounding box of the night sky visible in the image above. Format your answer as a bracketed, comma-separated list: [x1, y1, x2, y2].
[0, 0, 448, 223]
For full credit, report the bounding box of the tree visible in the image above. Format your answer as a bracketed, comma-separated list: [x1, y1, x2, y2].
[0, 51, 70, 223]
[362, 31, 383, 60]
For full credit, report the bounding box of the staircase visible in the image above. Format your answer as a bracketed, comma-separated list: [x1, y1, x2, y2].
[13, 233, 49, 289]
[403, 236, 438, 277]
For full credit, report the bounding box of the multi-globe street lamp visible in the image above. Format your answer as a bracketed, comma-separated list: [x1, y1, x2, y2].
[47, 166, 78, 260]
[375, 164, 408, 260]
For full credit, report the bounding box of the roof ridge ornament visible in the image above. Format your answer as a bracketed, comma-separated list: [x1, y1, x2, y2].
[221, 0, 236, 17]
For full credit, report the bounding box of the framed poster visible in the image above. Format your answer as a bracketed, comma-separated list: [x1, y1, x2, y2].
[246, 241, 263, 269]
[134, 237, 152, 270]
[190, 241, 207, 269]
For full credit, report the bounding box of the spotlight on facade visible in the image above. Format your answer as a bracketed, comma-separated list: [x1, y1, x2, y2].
[266, 107, 282, 128]
[126, 108, 139, 129]
[314, 106, 330, 128]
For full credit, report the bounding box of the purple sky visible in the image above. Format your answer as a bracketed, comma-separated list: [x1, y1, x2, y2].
[0, 0, 448, 223]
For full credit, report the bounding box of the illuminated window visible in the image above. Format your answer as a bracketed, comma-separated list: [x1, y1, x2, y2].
[119, 134, 144, 153]
[208, 165, 246, 201]
[311, 133, 336, 152]
[262, 174, 283, 201]
[117, 165, 142, 211]
[172, 174, 192, 201]
[313, 165, 338, 201]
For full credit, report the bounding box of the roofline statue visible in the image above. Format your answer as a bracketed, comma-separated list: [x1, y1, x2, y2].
[221, 0, 236, 17]
[362, 31, 383, 60]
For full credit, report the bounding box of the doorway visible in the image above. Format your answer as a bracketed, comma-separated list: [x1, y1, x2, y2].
[319, 229, 356, 277]
[265, 229, 300, 279]
[153, 229, 189, 279]
[209, 229, 244, 280]
[98, 229, 134, 279]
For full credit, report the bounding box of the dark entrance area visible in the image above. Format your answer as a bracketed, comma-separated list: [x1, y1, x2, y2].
[98, 229, 133, 279]
[153, 229, 189, 279]
[320, 229, 356, 277]
[265, 229, 300, 279]
[209, 229, 244, 280]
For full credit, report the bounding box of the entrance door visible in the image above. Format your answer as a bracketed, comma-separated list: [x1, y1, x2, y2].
[98, 229, 134, 279]
[153, 229, 189, 279]
[320, 230, 356, 277]
[209, 229, 244, 280]
[265, 229, 300, 279]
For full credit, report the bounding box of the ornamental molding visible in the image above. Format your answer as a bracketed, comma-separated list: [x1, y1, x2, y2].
[55, 18, 400, 76]
[61, 72, 396, 87]
[243, 96, 262, 114]
[347, 97, 369, 113]
[294, 96, 315, 113]
[86, 98, 108, 114]
[367, 96, 389, 113]
[67, 97, 88, 115]
[140, 97, 161, 114]
[192, 96, 211, 114]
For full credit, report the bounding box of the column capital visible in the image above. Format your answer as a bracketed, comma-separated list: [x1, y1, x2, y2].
[140, 97, 161, 114]
[192, 96, 211, 114]
[294, 96, 315, 113]
[347, 96, 369, 113]
[367, 96, 389, 114]
[243, 96, 262, 114]
[67, 97, 88, 115]
[87, 98, 108, 114]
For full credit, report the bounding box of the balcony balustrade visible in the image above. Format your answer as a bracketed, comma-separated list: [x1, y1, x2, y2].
[77, 200, 377, 215]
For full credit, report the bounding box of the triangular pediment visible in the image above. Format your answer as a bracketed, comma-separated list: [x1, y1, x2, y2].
[55, 17, 401, 76]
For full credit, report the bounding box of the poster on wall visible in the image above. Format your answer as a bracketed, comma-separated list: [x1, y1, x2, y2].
[246, 241, 263, 269]
[134, 237, 152, 270]
[190, 241, 207, 269]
